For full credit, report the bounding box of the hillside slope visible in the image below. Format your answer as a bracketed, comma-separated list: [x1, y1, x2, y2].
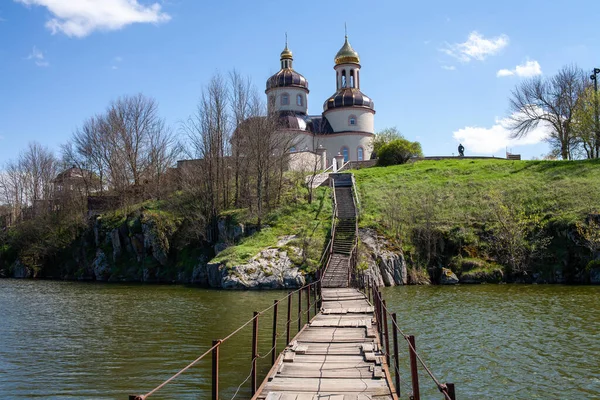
[353, 159, 600, 283]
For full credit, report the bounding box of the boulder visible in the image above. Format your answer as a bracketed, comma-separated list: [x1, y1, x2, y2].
[360, 229, 407, 287]
[218, 241, 305, 289]
[440, 268, 459, 285]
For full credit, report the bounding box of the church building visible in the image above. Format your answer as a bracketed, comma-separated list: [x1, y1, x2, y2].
[265, 35, 375, 169]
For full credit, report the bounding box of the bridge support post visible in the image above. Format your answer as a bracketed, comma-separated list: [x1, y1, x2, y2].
[408, 335, 420, 400]
[286, 292, 292, 344]
[392, 313, 401, 397]
[382, 300, 391, 366]
[272, 300, 278, 366]
[251, 312, 259, 396]
[212, 340, 220, 400]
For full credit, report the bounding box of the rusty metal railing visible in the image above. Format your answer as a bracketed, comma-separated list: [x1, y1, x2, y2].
[129, 187, 338, 400]
[354, 272, 457, 400]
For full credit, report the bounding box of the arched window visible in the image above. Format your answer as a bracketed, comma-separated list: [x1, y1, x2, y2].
[281, 93, 289, 105]
[357, 147, 364, 161]
[348, 115, 357, 126]
[341, 70, 347, 88]
[296, 94, 303, 106]
[350, 70, 355, 88]
[341, 146, 349, 162]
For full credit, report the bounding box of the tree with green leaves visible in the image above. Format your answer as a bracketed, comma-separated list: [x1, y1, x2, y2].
[377, 138, 423, 166]
[372, 127, 403, 157]
[572, 85, 600, 159]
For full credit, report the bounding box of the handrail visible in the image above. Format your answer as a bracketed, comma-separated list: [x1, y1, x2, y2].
[131, 181, 342, 400]
[351, 174, 361, 220]
[358, 272, 455, 400]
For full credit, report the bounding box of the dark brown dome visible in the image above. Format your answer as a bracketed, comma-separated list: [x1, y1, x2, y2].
[266, 69, 309, 92]
[323, 88, 374, 112]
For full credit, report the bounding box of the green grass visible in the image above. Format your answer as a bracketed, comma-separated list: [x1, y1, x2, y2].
[352, 159, 600, 232]
[210, 186, 333, 268]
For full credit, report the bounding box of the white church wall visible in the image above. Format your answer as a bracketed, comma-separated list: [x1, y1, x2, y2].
[288, 151, 323, 172]
[267, 87, 308, 114]
[324, 108, 374, 133]
[320, 132, 374, 163]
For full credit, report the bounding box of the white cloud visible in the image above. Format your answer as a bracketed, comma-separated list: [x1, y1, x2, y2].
[441, 65, 456, 71]
[442, 31, 509, 62]
[15, 0, 171, 38]
[27, 46, 49, 67]
[453, 109, 551, 154]
[497, 60, 542, 78]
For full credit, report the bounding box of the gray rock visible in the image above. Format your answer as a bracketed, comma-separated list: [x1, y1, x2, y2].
[214, 242, 228, 255]
[218, 241, 305, 289]
[233, 224, 245, 241]
[591, 268, 600, 284]
[93, 249, 110, 281]
[360, 228, 407, 287]
[142, 221, 168, 266]
[110, 228, 121, 260]
[440, 268, 459, 285]
[217, 218, 227, 242]
[11, 260, 32, 279]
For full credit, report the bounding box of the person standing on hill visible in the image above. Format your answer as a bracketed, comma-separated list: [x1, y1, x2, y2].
[458, 143, 465, 157]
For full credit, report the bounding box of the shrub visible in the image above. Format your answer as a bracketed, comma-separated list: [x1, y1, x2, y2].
[377, 139, 423, 166]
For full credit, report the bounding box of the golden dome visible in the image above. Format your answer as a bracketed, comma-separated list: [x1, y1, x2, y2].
[280, 45, 293, 60]
[335, 36, 360, 65]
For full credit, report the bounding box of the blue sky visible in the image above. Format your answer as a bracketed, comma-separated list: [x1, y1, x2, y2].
[0, 0, 598, 165]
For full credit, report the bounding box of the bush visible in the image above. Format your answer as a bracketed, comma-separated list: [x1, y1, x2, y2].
[377, 139, 423, 166]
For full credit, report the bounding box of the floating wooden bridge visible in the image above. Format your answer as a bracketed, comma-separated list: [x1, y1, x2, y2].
[129, 173, 456, 400]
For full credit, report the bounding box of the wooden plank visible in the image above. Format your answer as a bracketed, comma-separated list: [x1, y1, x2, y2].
[278, 364, 373, 379]
[283, 351, 295, 363]
[292, 342, 364, 355]
[372, 366, 383, 379]
[262, 377, 391, 394]
[259, 393, 393, 400]
[290, 354, 369, 363]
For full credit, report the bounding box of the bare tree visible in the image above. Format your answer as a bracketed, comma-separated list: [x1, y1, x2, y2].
[508, 65, 587, 160]
[182, 73, 232, 240]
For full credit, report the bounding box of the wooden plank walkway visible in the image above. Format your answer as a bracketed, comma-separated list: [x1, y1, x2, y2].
[253, 288, 397, 400]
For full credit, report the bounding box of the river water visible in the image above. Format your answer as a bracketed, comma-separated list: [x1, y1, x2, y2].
[0, 280, 598, 399]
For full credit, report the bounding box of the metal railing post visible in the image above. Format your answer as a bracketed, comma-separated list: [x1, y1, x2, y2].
[251, 312, 259, 396]
[446, 383, 456, 400]
[382, 300, 391, 366]
[408, 335, 420, 400]
[271, 300, 278, 366]
[212, 340, 220, 400]
[392, 313, 401, 397]
[298, 287, 302, 331]
[306, 286, 310, 321]
[286, 292, 292, 344]
[313, 284, 318, 316]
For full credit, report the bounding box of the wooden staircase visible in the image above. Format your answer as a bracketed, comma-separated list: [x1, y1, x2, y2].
[321, 174, 358, 289]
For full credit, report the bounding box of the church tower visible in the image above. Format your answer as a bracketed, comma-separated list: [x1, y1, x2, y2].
[323, 35, 375, 134]
[265, 39, 309, 115]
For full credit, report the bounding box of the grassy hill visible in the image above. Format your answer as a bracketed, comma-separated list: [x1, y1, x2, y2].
[351, 158, 600, 281]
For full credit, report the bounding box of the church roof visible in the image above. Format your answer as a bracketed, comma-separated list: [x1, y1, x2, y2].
[323, 88, 374, 112]
[266, 69, 309, 92]
[335, 36, 360, 65]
